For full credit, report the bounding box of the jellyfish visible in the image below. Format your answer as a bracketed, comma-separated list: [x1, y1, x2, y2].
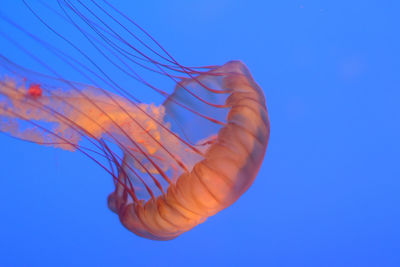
[0, 1, 269, 240]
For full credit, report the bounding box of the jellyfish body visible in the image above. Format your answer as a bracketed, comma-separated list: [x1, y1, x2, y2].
[0, 2, 269, 240]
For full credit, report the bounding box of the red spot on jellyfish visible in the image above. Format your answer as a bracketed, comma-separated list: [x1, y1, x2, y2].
[27, 83, 43, 98]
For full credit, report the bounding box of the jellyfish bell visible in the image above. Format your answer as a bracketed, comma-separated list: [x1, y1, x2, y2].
[0, 1, 269, 240]
[108, 61, 269, 240]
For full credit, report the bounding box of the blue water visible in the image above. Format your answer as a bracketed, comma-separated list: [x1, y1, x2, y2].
[0, 1, 399, 266]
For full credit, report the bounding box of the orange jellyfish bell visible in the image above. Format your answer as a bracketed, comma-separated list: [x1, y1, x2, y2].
[108, 61, 270, 240]
[0, 1, 269, 241]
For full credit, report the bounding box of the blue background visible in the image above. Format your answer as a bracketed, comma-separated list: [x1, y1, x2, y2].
[0, 1, 399, 266]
